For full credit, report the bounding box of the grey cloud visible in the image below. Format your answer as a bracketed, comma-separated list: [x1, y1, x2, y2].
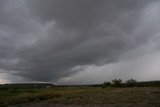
[0, 0, 160, 83]
[26, 0, 102, 31]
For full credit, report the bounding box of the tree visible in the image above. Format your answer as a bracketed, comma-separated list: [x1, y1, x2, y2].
[126, 79, 137, 87]
[112, 78, 122, 87]
[101, 81, 111, 88]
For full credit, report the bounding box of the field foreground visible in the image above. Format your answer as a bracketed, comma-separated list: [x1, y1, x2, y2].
[0, 87, 160, 107]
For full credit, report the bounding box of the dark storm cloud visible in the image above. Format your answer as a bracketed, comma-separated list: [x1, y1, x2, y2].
[26, 0, 102, 30]
[0, 0, 160, 83]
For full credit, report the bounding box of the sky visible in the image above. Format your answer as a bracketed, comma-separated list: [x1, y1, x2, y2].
[0, 0, 160, 84]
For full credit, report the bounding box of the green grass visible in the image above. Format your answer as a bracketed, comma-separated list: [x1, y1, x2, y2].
[0, 87, 160, 106]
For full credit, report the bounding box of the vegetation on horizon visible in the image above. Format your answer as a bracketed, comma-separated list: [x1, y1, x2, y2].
[0, 79, 160, 107]
[100, 78, 160, 88]
[101, 78, 137, 88]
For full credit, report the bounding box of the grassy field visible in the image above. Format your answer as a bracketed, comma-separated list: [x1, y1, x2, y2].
[0, 86, 160, 107]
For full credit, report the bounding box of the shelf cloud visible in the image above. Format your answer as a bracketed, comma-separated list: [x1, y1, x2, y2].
[0, 0, 160, 84]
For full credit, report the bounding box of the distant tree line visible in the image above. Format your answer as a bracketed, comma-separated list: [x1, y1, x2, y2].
[100, 78, 160, 88]
[101, 78, 137, 88]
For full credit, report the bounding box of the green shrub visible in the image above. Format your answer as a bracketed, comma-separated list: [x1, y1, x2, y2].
[112, 78, 122, 87]
[126, 79, 137, 87]
[101, 82, 111, 88]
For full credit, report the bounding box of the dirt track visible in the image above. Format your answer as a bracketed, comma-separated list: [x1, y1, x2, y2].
[9, 101, 155, 107]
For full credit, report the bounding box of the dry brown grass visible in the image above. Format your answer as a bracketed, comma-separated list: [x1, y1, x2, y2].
[0, 87, 160, 107]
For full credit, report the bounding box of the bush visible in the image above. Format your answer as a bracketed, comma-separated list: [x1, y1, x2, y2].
[112, 78, 122, 87]
[126, 79, 137, 87]
[101, 82, 111, 88]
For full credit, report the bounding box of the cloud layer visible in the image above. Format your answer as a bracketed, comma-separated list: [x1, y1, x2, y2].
[0, 0, 160, 84]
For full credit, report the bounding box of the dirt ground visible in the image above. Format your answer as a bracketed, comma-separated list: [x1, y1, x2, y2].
[9, 101, 158, 107]
[4, 87, 160, 107]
